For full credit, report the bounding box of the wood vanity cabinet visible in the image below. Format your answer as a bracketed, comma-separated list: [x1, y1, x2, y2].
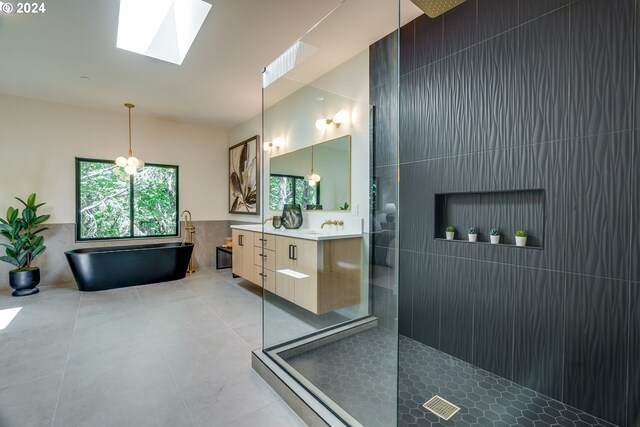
[232, 229, 256, 283]
[232, 228, 361, 314]
[275, 235, 361, 314]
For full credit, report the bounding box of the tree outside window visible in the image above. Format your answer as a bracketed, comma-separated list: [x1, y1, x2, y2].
[269, 174, 319, 211]
[76, 158, 178, 240]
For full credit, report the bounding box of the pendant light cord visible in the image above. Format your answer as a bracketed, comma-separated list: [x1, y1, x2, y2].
[128, 105, 132, 157]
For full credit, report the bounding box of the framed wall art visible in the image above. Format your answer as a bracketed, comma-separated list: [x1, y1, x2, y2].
[229, 135, 259, 215]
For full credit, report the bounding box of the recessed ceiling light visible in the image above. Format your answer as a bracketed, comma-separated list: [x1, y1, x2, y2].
[116, 0, 211, 65]
[80, 76, 92, 80]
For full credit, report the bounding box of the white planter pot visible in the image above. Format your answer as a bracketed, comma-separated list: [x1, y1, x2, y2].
[490, 235, 500, 244]
[446, 231, 455, 240]
[515, 236, 527, 247]
[468, 234, 477, 242]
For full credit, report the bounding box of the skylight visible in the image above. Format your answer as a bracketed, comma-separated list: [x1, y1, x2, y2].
[117, 0, 211, 65]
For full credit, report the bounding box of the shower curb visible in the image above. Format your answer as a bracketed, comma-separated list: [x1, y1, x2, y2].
[252, 349, 343, 427]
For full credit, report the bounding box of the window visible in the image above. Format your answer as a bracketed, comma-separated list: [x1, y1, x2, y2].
[76, 158, 179, 241]
[269, 174, 320, 211]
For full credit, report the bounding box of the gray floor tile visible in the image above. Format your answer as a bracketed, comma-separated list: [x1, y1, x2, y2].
[0, 321, 74, 387]
[0, 268, 306, 427]
[221, 400, 306, 427]
[181, 372, 280, 427]
[53, 350, 192, 427]
[0, 374, 62, 427]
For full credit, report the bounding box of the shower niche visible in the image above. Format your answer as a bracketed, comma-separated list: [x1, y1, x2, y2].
[434, 189, 545, 248]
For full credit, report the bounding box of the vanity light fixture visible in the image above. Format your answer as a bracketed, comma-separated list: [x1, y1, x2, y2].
[263, 137, 284, 152]
[315, 109, 349, 131]
[115, 103, 144, 175]
[306, 144, 321, 187]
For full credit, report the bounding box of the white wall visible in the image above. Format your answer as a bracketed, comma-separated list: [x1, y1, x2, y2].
[0, 93, 229, 223]
[228, 50, 370, 231]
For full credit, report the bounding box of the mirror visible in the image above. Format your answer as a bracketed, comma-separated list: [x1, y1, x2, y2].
[269, 135, 351, 211]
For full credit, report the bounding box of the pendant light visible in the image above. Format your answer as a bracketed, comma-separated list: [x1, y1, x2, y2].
[115, 103, 144, 175]
[306, 145, 321, 187]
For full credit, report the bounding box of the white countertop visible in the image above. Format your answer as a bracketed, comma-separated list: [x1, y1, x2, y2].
[230, 224, 362, 241]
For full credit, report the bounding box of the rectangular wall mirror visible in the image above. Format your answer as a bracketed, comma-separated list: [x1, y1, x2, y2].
[269, 135, 351, 212]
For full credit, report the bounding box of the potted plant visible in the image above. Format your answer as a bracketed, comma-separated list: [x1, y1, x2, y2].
[446, 226, 455, 240]
[515, 230, 527, 247]
[0, 194, 50, 296]
[468, 226, 478, 242]
[490, 227, 501, 244]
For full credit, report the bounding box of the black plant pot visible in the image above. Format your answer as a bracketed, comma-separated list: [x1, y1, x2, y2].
[9, 268, 40, 297]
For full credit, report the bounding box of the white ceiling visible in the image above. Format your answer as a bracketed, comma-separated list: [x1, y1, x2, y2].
[0, 0, 421, 130]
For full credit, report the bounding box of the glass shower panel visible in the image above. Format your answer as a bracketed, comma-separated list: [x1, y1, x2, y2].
[260, 1, 400, 425]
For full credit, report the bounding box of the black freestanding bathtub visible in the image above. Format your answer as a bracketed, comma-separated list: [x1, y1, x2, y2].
[65, 242, 194, 291]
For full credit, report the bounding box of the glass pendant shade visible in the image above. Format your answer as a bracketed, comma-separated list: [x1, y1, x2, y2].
[115, 156, 127, 167]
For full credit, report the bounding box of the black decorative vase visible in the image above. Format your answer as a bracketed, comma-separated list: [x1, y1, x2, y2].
[9, 268, 40, 297]
[272, 215, 283, 229]
[282, 204, 303, 229]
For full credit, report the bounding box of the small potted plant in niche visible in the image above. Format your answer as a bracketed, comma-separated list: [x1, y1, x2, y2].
[446, 226, 455, 240]
[468, 227, 478, 242]
[490, 227, 501, 244]
[0, 194, 50, 296]
[515, 230, 528, 247]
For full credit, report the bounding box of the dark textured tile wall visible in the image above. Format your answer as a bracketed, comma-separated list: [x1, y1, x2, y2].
[370, 0, 639, 425]
[565, 131, 633, 280]
[563, 274, 628, 426]
[512, 268, 564, 400]
[629, 282, 640, 426]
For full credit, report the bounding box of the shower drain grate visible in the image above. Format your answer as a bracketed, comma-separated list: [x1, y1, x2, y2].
[422, 395, 461, 420]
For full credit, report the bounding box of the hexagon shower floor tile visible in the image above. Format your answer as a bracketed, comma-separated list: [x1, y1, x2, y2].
[285, 328, 615, 427]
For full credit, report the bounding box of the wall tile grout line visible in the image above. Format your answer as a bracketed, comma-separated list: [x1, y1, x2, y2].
[398, 247, 633, 285]
[49, 291, 82, 427]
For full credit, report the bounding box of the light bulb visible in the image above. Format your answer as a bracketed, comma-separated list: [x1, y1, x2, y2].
[124, 165, 137, 175]
[137, 160, 145, 169]
[310, 173, 321, 182]
[127, 156, 139, 167]
[263, 142, 272, 151]
[115, 157, 127, 167]
[332, 109, 349, 126]
[308, 179, 316, 187]
[273, 137, 284, 148]
[315, 119, 327, 131]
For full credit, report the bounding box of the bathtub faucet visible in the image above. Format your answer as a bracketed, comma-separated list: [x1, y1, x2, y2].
[181, 210, 196, 274]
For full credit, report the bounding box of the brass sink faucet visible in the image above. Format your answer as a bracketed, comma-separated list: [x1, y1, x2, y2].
[321, 220, 344, 229]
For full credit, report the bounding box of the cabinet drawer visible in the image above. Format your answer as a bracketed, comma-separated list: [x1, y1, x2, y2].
[254, 247, 275, 271]
[260, 266, 276, 293]
[254, 235, 276, 251]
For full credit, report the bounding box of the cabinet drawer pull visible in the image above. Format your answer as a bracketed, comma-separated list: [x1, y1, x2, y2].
[292, 245, 297, 260]
[258, 272, 266, 277]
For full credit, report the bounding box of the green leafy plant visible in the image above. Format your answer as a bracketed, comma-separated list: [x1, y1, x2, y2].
[339, 202, 349, 211]
[515, 230, 527, 237]
[0, 193, 50, 271]
[490, 227, 501, 236]
[446, 226, 455, 232]
[468, 226, 477, 234]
